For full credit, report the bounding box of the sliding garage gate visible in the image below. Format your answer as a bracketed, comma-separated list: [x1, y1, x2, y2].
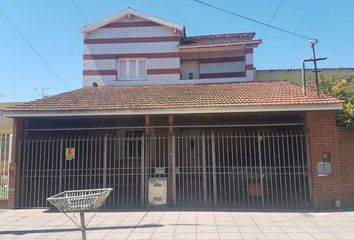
[16, 128, 311, 208]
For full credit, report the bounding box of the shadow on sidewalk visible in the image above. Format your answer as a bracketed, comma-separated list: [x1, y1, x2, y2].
[0, 224, 162, 235]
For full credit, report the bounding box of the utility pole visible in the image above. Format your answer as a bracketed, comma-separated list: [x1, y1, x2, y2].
[301, 39, 327, 96]
[310, 40, 320, 95]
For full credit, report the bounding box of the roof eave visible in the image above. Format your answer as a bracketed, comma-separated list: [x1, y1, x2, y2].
[80, 8, 184, 33]
[2, 103, 343, 118]
[179, 39, 262, 49]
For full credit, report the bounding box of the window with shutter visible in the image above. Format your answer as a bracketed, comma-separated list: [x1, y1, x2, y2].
[117, 58, 146, 80]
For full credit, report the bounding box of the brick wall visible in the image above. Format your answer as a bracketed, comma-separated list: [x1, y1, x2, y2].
[306, 111, 341, 208]
[336, 127, 354, 206]
[7, 118, 23, 208]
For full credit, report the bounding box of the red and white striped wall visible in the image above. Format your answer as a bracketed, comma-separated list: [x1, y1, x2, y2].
[83, 14, 182, 86]
[180, 49, 251, 80]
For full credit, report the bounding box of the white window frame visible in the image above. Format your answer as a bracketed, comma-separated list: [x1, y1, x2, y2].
[117, 58, 147, 81]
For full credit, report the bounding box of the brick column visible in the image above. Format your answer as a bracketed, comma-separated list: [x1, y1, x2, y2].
[336, 128, 354, 206]
[7, 118, 24, 209]
[306, 111, 341, 208]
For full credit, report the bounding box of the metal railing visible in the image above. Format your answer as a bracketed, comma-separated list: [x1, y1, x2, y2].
[0, 133, 12, 199]
[16, 129, 310, 208]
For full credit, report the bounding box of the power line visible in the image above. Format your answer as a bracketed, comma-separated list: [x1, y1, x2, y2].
[71, 0, 88, 24]
[161, 0, 197, 35]
[261, 0, 284, 38]
[192, 0, 315, 40]
[0, 8, 72, 90]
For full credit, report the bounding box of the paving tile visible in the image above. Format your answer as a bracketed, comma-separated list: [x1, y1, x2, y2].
[241, 232, 267, 240]
[127, 232, 152, 240]
[196, 232, 220, 240]
[334, 232, 354, 240]
[57, 231, 83, 240]
[131, 227, 155, 233]
[175, 225, 196, 233]
[216, 221, 236, 226]
[36, 232, 69, 240]
[218, 232, 243, 240]
[150, 232, 174, 240]
[312, 232, 340, 240]
[238, 226, 262, 233]
[104, 231, 131, 240]
[280, 227, 305, 233]
[173, 232, 197, 240]
[217, 225, 240, 233]
[153, 226, 176, 233]
[264, 232, 291, 239]
[196, 225, 218, 233]
[259, 226, 283, 233]
[287, 232, 316, 240]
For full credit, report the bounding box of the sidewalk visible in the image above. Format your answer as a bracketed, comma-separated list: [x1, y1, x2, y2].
[0, 209, 354, 239]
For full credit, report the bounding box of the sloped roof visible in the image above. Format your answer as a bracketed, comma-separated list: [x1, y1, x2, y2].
[3, 81, 342, 117]
[80, 7, 184, 33]
[0, 102, 21, 111]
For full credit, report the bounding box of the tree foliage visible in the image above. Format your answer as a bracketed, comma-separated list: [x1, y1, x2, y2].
[317, 75, 354, 129]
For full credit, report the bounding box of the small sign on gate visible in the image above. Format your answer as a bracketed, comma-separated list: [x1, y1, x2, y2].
[65, 148, 75, 161]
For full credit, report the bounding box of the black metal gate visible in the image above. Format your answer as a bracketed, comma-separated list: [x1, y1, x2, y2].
[174, 130, 311, 207]
[16, 128, 311, 208]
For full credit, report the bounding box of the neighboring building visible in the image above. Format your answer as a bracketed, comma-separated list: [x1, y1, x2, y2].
[256, 67, 354, 85]
[2, 8, 348, 209]
[0, 103, 16, 133]
[0, 103, 16, 208]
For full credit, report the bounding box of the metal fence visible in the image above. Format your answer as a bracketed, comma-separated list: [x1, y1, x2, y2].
[16, 129, 311, 208]
[175, 130, 310, 207]
[0, 133, 12, 199]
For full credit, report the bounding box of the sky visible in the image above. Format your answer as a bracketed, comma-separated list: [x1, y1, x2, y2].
[0, 0, 353, 102]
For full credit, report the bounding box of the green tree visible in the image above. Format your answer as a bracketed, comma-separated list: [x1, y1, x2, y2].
[317, 75, 354, 129]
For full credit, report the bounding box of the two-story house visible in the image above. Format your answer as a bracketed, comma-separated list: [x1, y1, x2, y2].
[2, 8, 343, 209]
[82, 8, 259, 86]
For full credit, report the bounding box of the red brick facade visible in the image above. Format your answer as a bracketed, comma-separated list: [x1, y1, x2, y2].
[306, 111, 341, 208]
[336, 127, 354, 206]
[7, 118, 23, 209]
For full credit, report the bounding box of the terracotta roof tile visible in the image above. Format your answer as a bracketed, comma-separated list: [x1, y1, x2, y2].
[5, 81, 342, 113]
